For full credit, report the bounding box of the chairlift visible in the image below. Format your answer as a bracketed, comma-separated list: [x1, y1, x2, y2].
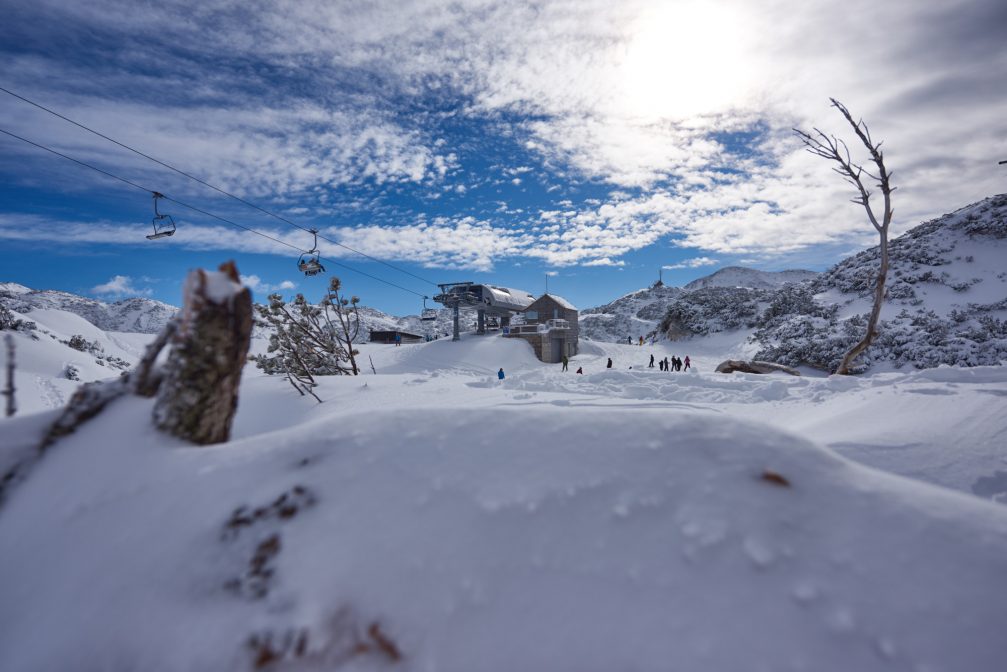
[146, 192, 176, 240]
[297, 228, 325, 276]
[420, 296, 437, 321]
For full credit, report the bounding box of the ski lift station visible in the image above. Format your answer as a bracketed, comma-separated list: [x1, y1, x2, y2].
[433, 282, 579, 363]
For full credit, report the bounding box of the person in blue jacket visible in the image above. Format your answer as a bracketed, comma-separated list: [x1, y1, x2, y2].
[498, 367, 505, 380]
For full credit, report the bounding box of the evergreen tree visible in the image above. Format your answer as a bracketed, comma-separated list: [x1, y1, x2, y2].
[252, 277, 361, 401]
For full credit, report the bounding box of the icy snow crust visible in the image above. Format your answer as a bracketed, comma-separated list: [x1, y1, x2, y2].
[2, 334, 1007, 671]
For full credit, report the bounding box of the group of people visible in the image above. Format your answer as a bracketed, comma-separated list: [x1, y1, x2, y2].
[500, 349, 690, 381]
[651, 354, 689, 371]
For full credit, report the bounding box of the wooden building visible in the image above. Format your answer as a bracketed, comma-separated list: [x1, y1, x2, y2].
[503, 293, 579, 363]
[369, 330, 424, 344]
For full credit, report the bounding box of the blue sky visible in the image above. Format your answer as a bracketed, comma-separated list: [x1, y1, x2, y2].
[1, 0, 1005, 315]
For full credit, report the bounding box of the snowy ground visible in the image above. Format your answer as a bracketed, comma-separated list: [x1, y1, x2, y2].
[2, 332, 1007, 671]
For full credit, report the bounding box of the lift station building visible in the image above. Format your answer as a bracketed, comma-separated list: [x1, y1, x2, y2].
[504, 293, 579, 363]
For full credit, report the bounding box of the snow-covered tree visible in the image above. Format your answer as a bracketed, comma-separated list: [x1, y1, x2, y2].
[252, 277, 361, 401]
[795, 99, 895, 374]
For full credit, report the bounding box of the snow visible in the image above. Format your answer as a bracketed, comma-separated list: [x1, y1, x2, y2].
[2, 195, 1007, 671]
[2, 326, 1007, 670]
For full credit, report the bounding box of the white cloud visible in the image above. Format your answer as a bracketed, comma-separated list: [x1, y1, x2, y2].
[3, 0, 1004, 268]
[663, 257, 719, 270]
[240, 275, 298, 294]
[92, 275, 152, 297]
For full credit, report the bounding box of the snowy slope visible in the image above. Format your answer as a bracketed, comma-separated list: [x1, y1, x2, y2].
[0, 304, 147, 415]
[683, 266, 819, 290]
[754, 194, 1007, 371]
[2, 334, 1007, 671]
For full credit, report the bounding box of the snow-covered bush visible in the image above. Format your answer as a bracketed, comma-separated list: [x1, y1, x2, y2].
[659, 287, 772, 338]
[66, 334, 92, 352]
[252, 278, 362, 399]
[63, 364, 80, 381]
[0, 304, 36, 333]
[62, 334, 130, 370]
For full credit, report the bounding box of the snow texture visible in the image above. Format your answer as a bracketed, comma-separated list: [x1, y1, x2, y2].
[1, 332, 1007, 671]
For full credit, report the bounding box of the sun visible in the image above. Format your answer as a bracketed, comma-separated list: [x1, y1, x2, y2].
[619, 1, 755, 120]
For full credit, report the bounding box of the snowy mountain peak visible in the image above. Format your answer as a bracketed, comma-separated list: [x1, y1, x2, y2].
[0, 282, 32, 295]
[683, 267, 819, 291]
[0, 285, 178, 334]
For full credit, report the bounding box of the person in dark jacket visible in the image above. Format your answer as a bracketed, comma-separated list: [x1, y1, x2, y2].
[576, 366, 583, 374]
[663, 356, 670, 372]
[627, 335, 632, 345]
[497, 368, 505, 380]
[606, 357, 613, 369]
[562, 354, 569, 371]
[649, 354, 655, 368]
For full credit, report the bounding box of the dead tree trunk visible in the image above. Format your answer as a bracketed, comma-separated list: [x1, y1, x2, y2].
[2, 334, 14, 417]
[795, 99, 894, 375]
[152, 261, 252, 444]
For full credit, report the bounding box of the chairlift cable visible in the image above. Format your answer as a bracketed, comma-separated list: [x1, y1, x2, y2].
[0, 126, 429, 298]
[0, 86, 440, 288]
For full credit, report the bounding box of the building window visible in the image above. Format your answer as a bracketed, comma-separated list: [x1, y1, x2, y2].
[526, 310, 538, 320]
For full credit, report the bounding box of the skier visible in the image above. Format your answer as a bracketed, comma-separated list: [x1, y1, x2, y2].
[684, 356, 691, 371]
[576, 366, 583, 374]
[498, 367, 505, 380]
[607, 357, 613, 369]
[649, 354, 655, 368]
[663, 356, 670, 372]
[659, 358, 665, 371]
[627, 335, 632, 345]
[638, 335, 644, 346]
[394, 333, 401, 347]
[675, 356, 682, 372]
[562, 354, 569, 371]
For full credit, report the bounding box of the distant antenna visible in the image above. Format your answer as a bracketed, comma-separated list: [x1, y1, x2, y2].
[545, 273, 549, 294]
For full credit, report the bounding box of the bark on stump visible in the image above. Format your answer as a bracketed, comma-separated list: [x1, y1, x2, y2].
[152, 262, 252, 445]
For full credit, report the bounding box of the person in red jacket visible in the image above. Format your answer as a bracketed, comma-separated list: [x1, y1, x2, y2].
[684, 356, 691, 371]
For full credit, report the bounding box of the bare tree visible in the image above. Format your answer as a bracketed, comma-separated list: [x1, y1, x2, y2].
[322, 277, 361, 376]
[795, 99, 895, 375]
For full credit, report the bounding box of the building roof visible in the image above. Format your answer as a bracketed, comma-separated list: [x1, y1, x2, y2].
[532, 293, 577, 311]
[484, 285, 537, 309]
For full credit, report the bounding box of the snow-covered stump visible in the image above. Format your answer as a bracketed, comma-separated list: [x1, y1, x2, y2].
[152, 262, 252, 445]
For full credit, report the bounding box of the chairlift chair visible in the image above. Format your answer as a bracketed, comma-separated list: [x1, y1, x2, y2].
[146, 192, 176, 240]
[420, 297, 437, 321]
[297, 228, 325, 276]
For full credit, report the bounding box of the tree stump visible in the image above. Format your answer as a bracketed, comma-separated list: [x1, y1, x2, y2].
[152, 261, 252, 445]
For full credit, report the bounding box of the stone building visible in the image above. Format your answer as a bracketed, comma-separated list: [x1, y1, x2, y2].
[504, 293, 579, 363]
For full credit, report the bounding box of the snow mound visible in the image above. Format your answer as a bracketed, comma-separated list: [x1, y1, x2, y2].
[1, 399, 1006, 671]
